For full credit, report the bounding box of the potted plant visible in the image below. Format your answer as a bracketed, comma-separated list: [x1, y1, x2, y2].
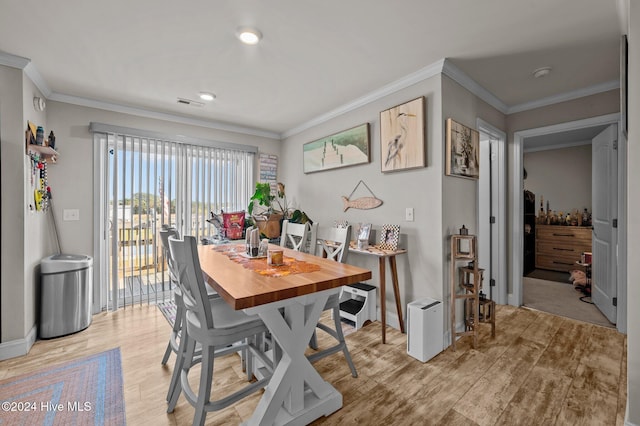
[248, 182, 284, 239]
[248, 182, 312, 239]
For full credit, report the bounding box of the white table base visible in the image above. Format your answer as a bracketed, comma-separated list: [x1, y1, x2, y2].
[242, 288, 342, 426]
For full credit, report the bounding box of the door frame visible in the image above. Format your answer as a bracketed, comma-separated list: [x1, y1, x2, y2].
[510, 112, 627, 332]
[477, 119, 507, 304]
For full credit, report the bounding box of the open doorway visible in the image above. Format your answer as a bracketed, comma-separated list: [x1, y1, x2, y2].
[511, 113, 627, 332]
[522, 133, 612, 327]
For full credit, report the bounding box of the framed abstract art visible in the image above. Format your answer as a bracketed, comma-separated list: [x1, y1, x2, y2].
[445, 118, 479, 179]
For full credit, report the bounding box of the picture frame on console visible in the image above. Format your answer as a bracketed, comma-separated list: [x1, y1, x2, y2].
[379, 224, 400, 251]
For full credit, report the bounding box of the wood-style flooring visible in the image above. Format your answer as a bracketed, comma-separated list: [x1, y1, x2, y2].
[0, 304, 627, 425]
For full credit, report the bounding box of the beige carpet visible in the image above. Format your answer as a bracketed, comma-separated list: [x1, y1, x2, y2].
[523, 277, 614, 328]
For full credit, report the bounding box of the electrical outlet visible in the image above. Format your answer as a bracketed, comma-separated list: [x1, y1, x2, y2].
[63, 209, 80, 221]
[405, 207, 414, 222]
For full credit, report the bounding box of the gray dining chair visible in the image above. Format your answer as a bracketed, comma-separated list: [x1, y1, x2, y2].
[166, 235, 272, 425]
[308, 225, 358, 378]
[158, 227, 219, 403]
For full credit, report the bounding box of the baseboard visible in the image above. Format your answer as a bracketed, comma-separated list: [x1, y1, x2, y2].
[378, 308, 401, 331]
[0, 324, 37, 361]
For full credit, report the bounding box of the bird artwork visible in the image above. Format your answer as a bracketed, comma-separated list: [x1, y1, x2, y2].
[381, 97, 425, 172]
[384, 111, 416, 169]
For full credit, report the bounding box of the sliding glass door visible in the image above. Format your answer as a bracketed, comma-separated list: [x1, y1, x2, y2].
[92, 124, 255, 310]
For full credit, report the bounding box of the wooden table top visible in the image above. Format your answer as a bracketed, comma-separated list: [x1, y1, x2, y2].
[197, 244, 372, 310]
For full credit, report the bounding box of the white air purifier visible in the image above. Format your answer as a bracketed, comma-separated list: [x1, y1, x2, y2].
[407, 298, 444, 362]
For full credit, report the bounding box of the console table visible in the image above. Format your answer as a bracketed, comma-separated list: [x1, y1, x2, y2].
[348, 243, 407, 344]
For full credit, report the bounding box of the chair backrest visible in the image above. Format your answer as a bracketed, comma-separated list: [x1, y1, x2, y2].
[280, 220, 309, 252]
[159, 228, 180, 282]
[307, 222, 318, 254]
[168, 235, 214, 329]
[315, 225, 351, 263]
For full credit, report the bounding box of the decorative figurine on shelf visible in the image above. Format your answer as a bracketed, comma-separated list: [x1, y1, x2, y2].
[48, 131, 56, 150]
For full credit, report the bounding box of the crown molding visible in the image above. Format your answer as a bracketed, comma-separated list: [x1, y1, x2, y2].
[523, 139, 592, 153]
[47, 92, 280, 140]
[23, 62, 52, 98]
[282, 59, 446, 139]
[507, 80, 620, 114]
[3, 50, 621, 141]
[0, 51, 52, 97]
[0, 51, 30, 69]
[441, 59, 509, 114]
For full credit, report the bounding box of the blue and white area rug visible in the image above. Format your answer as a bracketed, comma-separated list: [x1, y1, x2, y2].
[0, 348, 126, 425]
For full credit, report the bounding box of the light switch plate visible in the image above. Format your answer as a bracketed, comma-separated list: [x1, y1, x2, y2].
[405, 207, 414, 222]
[63, 209, 80, 221]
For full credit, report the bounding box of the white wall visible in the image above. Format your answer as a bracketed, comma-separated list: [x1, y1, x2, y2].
[45, 101, 280, 258]
[0, 65, 27, 343]
[281, 75, 443, 329]
[626, 2, 639, 424]
[281, 74, 506, 338]
[441, 76, 507, 333]
[524, 144, 592, 215]
[0, 96, 280, 357]
[22, 74, 55, 342]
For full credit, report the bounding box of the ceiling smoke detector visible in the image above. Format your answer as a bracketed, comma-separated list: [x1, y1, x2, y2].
[532, 66, 552, 78]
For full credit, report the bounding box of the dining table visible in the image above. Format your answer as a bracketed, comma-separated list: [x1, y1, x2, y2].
[197, 243, 372, 426]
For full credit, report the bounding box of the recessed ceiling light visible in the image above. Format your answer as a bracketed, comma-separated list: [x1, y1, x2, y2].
[199, 92, 216, 101]
[532, 66, 552, 78]
[236, 27, 262, 45]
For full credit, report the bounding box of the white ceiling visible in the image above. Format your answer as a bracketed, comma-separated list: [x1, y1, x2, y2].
[0, 0, 623, 137]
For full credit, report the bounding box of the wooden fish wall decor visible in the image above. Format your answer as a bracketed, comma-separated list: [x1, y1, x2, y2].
[342, 180, 383, 212]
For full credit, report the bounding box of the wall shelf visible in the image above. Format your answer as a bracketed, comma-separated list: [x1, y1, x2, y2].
[26, 144, 59, 159]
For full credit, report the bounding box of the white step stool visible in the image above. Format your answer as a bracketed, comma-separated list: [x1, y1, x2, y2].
[339, 283, 377, 330]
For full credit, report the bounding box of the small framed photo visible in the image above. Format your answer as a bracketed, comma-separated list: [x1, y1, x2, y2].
[357, 223, 371, 241]
[379, 224, 400, 251]
[334, 219, 349, 229]
[445, 118, 479, 179]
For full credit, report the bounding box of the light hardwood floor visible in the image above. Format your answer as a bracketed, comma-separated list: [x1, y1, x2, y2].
[0, 304, 627, 425]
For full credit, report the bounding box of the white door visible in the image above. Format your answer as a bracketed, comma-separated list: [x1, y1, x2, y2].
[478, 136, 495, 299]
[592, 124, 617, 323]
[478, 122, 506, 304]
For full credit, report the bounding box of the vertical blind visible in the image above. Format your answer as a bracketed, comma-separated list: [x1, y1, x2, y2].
[92, 124, 255, 310]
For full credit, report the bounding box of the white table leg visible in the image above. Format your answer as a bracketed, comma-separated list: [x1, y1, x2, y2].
[242, 289, 343, 426]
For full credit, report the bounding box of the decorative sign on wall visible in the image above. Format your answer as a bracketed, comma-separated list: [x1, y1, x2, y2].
[341, 180, 383, 212]
[259, 153, 278, 190]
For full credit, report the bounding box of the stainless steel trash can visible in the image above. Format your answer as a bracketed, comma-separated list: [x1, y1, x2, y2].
[40, 254, 93, 339]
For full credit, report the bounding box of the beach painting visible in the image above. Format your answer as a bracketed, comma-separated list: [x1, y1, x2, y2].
[303, 123, 370, 173]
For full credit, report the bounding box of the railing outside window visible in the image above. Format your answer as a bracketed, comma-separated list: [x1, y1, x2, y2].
[92, 124, 255, 310]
